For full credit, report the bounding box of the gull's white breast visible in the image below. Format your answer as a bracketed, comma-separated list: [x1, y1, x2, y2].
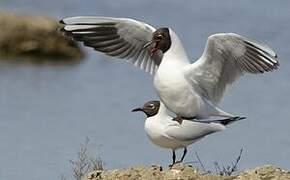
[144, 116, 194, 149]
[153, 62, 210, 118]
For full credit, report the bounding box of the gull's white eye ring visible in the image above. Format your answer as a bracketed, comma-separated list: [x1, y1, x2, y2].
[148, 103, 155, 109]
[157, 34, 163, 39]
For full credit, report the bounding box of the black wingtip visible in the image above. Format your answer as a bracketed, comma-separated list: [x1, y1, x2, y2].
[219, 116, 246, 126]
[235, 116, 247, 121]
[59, 19, 65, 24]
[59, 27, 65, 32]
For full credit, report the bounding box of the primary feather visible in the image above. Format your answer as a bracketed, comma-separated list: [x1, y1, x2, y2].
[60, 16, 161, 74]
[185, 33, 279, 105]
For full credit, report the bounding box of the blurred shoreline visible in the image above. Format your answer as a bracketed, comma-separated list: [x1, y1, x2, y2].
[0, 11, 84, 63]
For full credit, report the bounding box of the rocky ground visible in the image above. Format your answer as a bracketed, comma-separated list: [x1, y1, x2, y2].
[82, 163, 290, 180]
[0, 11, 83, 61]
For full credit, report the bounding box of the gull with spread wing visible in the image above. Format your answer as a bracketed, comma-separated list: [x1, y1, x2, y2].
[60, 16, 279, 119]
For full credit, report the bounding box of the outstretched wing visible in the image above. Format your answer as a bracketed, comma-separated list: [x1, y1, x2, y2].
[185, 33, 279, 105]
[60, 16, 160, 74]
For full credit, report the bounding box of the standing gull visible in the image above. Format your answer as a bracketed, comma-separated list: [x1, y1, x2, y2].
[132, 100, 244, 166]
[60, 16, 279, 119]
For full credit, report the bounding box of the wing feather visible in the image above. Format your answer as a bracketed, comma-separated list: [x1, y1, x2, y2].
[164, 120, 225, 142]
[185, 33, 279, 104]
[60, 16, 160, 74]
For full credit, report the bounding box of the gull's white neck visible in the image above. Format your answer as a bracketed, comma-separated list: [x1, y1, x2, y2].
[155, 102, 169, 118]
[161, 28, 190, 66]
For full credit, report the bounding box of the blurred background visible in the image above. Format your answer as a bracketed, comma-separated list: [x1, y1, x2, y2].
[0, 0, 289, 180]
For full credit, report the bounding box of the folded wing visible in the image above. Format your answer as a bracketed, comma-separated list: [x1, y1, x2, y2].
[60, 16, 160, 74]
[164, 120, 225, 142]
[185, 33, 279, 104]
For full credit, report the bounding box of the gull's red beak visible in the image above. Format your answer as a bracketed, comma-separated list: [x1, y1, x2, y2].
[143, 40, 159, 57]
[143, 40, 154, 50]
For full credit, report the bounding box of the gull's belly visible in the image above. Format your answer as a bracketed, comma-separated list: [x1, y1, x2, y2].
[145, 121, 188, 149]
[147, 132, 185, 149]
[154, 69, 209, 118]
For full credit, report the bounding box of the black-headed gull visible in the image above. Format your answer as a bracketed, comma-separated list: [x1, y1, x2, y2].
[132, 100, 244, 166]
[60, 16, 279, 119]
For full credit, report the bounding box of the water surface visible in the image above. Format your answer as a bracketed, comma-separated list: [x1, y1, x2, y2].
[0, 1, 290, 180]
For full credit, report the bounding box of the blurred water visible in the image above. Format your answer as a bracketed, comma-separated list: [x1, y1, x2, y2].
[0, 1, 290, 180]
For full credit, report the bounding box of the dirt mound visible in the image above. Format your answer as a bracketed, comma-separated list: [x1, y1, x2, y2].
[83, 163, 290, 180]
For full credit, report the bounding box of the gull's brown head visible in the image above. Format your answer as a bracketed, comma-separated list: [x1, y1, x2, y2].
[132, 100, 160, 117]
[144, 27, 171, 57]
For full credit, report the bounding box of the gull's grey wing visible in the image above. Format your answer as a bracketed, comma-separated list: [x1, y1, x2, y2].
[60, 16, 160, 74]
[164, 120, 225, 142]
[185, 33, 279, 105]
[193, 116, 246, 125]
